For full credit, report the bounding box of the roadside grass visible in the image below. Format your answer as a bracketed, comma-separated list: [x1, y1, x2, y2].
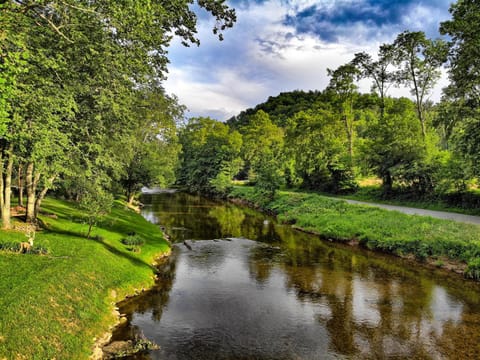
[0, 197, 169, 359]
[229, 186, 480, 279]
[336, 184, 480, 216]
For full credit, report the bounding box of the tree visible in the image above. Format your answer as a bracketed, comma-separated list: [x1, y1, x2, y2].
[79, 180, 114, 239]
[120, 87, 183, 204]
[440, 0, 480, 106]
[352, 44, 396, 120]
[440, 0, 480, 178]
[393, 31, 448, 139]
[360, 97, 427, 194]
[239, 110, 285, 199]
[177, 117, 242, 194]
[227, 90, 327, 129]
[0, 5, 30, 229]
[284, 109, 352, 192]
[434, 94, 469, 149]
[327, 64, 360, 162]
[12, 23, 75, 223]
[0, 0, 236, 228]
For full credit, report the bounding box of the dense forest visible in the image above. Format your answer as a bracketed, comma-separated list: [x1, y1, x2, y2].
[177, 1, 480, 208]
[2, 0, 480, 231]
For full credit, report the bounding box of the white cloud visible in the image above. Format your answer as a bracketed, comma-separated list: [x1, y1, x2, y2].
[163, 0, 450, 120]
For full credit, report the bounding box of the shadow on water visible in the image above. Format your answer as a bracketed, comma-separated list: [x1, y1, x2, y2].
[111, 192, 480, 360]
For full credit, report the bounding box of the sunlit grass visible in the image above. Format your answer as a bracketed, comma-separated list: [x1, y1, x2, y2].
[0, 198, 169, 359]
[230, 186, 480, 278]
[336, 180, 480, 215]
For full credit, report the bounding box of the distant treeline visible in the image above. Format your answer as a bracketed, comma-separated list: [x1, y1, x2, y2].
[176, 0, 480, 205]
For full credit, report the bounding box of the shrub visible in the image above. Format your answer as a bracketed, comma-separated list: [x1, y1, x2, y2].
[122, 234, 145, 247]
[0, 242, 48, 255]
[466, 258, 480, 280]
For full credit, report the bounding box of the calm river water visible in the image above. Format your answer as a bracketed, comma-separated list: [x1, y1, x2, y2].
[112, 191, 480, 359]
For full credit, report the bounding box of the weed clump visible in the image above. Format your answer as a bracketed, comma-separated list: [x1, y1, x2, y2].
[466, 258, 480, 280]
[122, 233, 146, 252]
[0, 242, 48, 255]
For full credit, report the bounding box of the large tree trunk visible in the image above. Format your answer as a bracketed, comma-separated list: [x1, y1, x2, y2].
[1, 144, 14, 229]
[379, 93, 385, 122]
[0, 149, 3, 220]
[382, 171, 393, 196]
[87, 221, 93, 239]
[33, 175, 56, 219]
[18, 163, 24, 207]
[25, 162, 40, 223]
[342, 112, 354, 162]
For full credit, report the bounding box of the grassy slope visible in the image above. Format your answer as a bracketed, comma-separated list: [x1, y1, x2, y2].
[0, 198, 169, 359]
[230, 186, 480, 277]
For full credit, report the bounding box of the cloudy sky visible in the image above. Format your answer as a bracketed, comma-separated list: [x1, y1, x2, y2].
[163, 0, 453, 121]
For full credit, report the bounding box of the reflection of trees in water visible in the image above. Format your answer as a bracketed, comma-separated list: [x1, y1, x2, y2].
[116, 251, 178, 326]
[247, 245, 282, 284]
[208, 206, 245, 238]
[242, 217, 284, 244]
[181, 241, 227, 272]
[136, 192, 480, 358]
[109, 253, 179, 350]
[275, 228, 477, 358]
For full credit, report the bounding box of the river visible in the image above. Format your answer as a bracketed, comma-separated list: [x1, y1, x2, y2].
[111, 191, 480, 359]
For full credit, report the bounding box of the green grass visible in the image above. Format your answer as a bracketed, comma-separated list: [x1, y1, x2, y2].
[335, 184, 480, 216]
[0, 197, 169, 359]
[229, 186, 480, 279]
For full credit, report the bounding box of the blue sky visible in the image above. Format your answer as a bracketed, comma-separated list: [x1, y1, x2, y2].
[163, 0, 453, 120]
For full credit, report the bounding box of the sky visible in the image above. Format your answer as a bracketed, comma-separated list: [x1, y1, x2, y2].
[163, 0, 454, 121]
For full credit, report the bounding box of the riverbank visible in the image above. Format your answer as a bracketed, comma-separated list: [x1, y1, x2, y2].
[229, 186, 480, 279]
[0, 197, 170, 359]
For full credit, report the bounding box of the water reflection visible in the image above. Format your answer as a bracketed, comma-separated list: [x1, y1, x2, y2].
[112, 192, 480, 359]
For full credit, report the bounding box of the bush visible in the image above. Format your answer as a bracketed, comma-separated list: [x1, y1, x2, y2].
[122, 234, 145, 247]
[0, 242, 20, 252]
[466, 258, 480, 280]
[0, 242, 48, 255]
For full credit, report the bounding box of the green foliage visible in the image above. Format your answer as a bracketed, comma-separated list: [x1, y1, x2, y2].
[0, 241, 49, 255]
[79, 182, 114, 238]
[285, 109, 352, 192]
[351, 44, 396, 119]
[360, 97, 426, 193]
[440, 0, 480, 105]
[238, 110, 285, 198]
[121, 233, 146, 252]
[466, 258, 480, 280]
[119, 87, 182, 201]
[0, 0, 236, 226]
[177, 117, 242, 194]
[210, 167, 234, 195]
[227, 90, 328, 129]
[121, 234, 145, 247]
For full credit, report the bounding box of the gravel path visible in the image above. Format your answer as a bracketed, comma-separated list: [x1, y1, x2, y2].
[340, 199, 480, 225]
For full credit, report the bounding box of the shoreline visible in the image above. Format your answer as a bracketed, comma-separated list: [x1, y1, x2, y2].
[227, 190, 474, 280]
[91, 242, 172, 359]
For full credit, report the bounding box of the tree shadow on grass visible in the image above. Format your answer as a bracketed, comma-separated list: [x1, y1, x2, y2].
[42, 226, 154, 271]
